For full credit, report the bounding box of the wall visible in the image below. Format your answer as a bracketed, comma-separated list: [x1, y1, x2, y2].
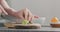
[6, 0, 60, 25]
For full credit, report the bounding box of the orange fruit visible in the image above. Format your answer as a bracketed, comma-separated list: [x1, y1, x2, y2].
[51, 17, 59, 23]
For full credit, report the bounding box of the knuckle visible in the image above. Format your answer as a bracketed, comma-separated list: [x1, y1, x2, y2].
[24, 8, 29, 11]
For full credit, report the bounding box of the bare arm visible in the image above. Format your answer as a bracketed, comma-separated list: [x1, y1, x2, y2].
[0, 0, 17, 17]
[0, 0, 34, 21]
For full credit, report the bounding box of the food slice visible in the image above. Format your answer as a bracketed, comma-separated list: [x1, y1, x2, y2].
[22, 20, 29, 24]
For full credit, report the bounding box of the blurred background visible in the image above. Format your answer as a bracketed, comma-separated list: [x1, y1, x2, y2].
[0, 0, 60, 26]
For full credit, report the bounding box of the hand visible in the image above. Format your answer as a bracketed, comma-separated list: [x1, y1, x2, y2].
[0, 5, 8, 15]
[15, 8, 33, 21]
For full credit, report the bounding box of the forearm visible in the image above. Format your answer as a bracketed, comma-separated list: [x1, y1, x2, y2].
[0, 0, 18, 18]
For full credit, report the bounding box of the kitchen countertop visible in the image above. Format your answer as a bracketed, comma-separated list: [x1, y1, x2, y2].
[0, 17, 60, 32]
[0, 27, 60, 32]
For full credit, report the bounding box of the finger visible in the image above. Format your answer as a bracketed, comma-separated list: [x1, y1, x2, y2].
[2, 9, 8, 15]
[34, 16, 39, 18]
[28, 16, 34, 24]
[0, 9, 2, 14]
[0, 6, 8, 15]
[28, 16, 31, 21]
[19, 16, 24, 19]
[17, 11, 24, 19]
[28, 12, 33, 21]
[23, 10, 28, 20]
[30, 15, 34, 21]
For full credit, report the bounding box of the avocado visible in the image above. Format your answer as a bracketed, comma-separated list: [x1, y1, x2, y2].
[22, 20, 29, 24]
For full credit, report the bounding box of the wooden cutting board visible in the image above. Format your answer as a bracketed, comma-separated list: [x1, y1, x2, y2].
[4, 23, 41, 29]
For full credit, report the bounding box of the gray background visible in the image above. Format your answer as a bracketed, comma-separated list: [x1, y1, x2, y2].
[5, 0, 60, 25]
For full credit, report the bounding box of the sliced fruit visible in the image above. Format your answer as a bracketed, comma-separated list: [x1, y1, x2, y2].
[51, 17, 59, 23]
[22, 20, 29, 24]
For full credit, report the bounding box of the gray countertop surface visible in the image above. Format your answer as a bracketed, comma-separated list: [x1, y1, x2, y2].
[0, 17, 60, 32]
[0, 27, 60, 31]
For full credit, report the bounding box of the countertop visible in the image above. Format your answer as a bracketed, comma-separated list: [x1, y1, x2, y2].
[0, 27, 60, 32]
[0, 17, 60, 32]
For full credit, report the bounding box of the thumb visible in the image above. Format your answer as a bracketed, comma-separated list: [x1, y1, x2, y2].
[1, 7, 8, 15]
[2, 9, 8, 15]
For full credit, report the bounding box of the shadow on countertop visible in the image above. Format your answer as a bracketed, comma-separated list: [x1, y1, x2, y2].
[0, 23, 4, 27]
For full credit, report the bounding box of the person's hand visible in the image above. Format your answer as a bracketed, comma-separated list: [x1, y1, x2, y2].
[0, 5, 8, 15]
[15, 8, 33, 21]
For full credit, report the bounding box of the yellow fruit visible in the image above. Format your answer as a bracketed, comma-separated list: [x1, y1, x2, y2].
[51, 17, 59, 23]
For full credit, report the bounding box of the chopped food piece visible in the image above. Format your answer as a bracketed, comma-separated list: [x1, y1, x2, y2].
[4, 23, 14, 27]
[51, 17, 59, 23]
[22, 20, 29, 24]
